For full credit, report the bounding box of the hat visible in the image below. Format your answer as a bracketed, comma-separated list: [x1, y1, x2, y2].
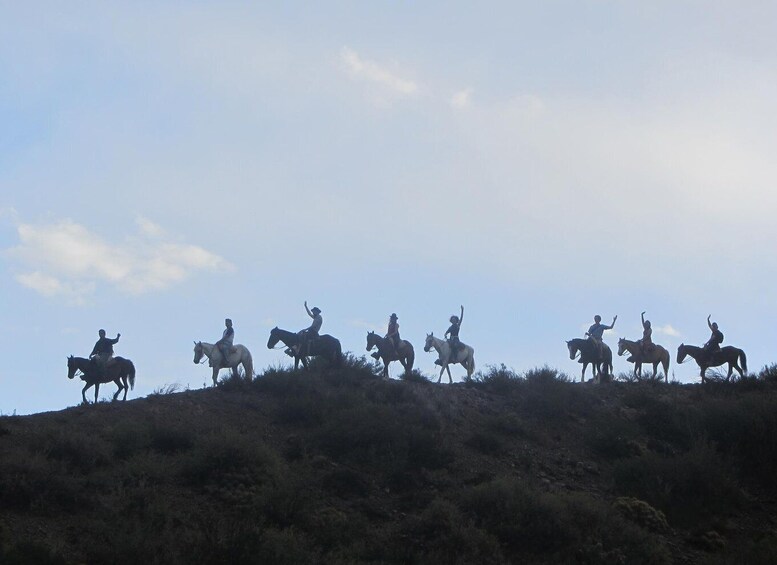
[312, 307, 321, 314]
[390, 313, 398, 319]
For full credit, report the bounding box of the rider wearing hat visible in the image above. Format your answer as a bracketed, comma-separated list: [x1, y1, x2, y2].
[216, 318, 234, 366]
[373, 313, 401, 360]
[444, 305, 464, 360]
[299, 301, 322, 355]
[90, 329, 120, 376]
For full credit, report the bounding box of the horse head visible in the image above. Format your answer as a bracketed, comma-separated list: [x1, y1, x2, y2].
[566, 340, 578, 360]
[617, 338, 627, 357]
[267, 327, 280, 349]
[676, 343, 687, 364]
[424, 333, 434, 352]
[366, 331, 378, 351]
[67, 355, 77, 379]
[193, 341, 203, 364]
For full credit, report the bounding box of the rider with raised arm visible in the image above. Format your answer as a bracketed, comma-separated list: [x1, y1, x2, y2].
[372, 313, 400, 360]
[90, 329, 120, 376]
[216, 318, 234, 366]
[441, 306, 464, 364]
[586, 314, 617, 358]
[639, 311, 654, 356]
[299, 301, 322, 355]
[704, 315, 724, 357]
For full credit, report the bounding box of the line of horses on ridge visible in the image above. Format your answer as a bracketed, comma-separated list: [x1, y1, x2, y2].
[66, 326, 747, 405]
[566, 337, 747, 384]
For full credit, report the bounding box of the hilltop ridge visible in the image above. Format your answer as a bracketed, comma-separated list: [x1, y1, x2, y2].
[2, 361, 777, 564]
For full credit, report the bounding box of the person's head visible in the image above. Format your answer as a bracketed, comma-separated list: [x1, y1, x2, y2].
[225, 318, 232, 327]
[390, 313, 398, 320]
[644, 320, 651, 328]
[312, 307, 321, 315]
[98, 329, 106, 337]
[450, 315, 459, 324]
[712, 322, 718, 330]
[594, 315, 602, 323]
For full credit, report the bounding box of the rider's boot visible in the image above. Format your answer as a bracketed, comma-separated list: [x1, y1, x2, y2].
[434, 359, 442, 366]
[371, 352, 380, 360]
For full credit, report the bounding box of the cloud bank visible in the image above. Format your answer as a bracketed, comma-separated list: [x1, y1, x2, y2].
[7, 217, 233, 303]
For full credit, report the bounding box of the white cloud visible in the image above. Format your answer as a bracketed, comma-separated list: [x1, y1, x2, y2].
[654, 324, 681, 338]
[450, 88, 473, 109]
[340, 47, 418, 96]
[7, 217, 233, 301]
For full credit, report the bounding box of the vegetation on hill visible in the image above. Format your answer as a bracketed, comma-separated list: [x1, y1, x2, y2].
[2, 358, 777, 564]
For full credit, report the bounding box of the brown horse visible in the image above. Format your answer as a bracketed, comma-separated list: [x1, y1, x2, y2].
[617, 338, 670, 382]
[366, 331, 414, 378]
[676, 344, 747, 382]
[67, 356, 136, 404]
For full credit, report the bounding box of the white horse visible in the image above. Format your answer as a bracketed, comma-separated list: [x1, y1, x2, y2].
[424, 333, 475, 383]
[193, 341, 254, 386]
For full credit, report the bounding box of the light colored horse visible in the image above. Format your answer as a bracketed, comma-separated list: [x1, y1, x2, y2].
[424, 333, 475, 383]
[617, 338, 670, 382]
[193, 341, 254, 386]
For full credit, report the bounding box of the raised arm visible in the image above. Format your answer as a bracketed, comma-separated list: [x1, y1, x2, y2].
[641, 312, 646, 329]
[607, 315, 617, 330]
[707, 315, 713, 331]
[305, 301, 314, 319]
[110, 333, 121, 345]
[459, 305, 464, 326]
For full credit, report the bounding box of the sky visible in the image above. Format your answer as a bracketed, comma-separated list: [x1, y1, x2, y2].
[2, 1, 777, 414]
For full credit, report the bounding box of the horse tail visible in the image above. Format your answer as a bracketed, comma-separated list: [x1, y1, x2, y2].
[128, 361, 136, 391]
[740, 349, 747, 374]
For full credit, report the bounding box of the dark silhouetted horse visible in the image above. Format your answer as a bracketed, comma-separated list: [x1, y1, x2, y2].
[67, 355, 136, 404]
[677, 344, 747, 382]
[267, 327, 342, 370]
[566, 338, 612, 382]
[366, 331, 414, 378]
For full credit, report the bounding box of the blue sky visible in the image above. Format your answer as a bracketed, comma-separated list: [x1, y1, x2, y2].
[2, 1, 776, 414]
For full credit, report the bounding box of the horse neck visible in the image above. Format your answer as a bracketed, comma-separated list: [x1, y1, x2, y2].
[276, 328, 298, 344]
[428, 336, 445, 351]
[622, 339, 639, 353]
[75, 357, 91, 370]
[199, 342, 215, 355]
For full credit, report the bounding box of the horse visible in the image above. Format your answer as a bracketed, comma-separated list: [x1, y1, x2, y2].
[617, 338, 671, 382]
[67, 355, 136, 404]
[676, 344, 747, 382]
[366, 331, 414, 378]
[566, 338, 612, 383]
[193, 341, 254, 386]
[423, 333, 475, 383]
[267, 327, 343, 370]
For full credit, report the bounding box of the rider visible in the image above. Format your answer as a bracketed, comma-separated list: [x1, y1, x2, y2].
[90, 329, 120, 376]
[298, 301, 322, 355]
[373, 313, 401, 360]
[586, 314, 617, 358]
[216, 318, 234, 366]
[704, 315, 724, 358]
[439, 306, 464, 365]
[639, 311, 654, 356]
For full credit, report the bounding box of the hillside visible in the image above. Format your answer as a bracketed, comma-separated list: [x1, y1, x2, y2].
[2, 360, 777, 564]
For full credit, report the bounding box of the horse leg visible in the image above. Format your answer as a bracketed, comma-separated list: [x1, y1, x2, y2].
[82, 383, 91, 404]
[112, 379, 122, 401]
[446, 364, 453, 384]
[232, 366, 239, 379]
[94, 382, 100, 403]
[122, 376, 129, 400]
[212, 367, 219, 387]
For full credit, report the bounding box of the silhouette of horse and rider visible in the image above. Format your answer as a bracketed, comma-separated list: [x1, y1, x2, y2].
[617, 312, 671, 382]
[194, 318, 254, 386]
[367, 313, 415, 378]
[424, 306, 476, 383]
[67, 329, 136, 403]
[677, 315, 747, 382]
[567, 314, 616, 382]
[266, 302, 342, 369]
